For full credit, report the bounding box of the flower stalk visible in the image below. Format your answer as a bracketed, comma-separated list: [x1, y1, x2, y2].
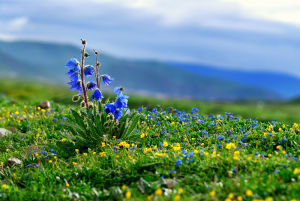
[94, 50, 101, 89]
[80, 39, 89, 108]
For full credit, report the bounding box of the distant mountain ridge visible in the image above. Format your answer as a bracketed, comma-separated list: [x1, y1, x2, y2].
[0, 40, 282, 100]
[169, 62, 300, 99]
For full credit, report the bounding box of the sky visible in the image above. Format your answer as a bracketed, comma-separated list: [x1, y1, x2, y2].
[1, 0, 300, 77]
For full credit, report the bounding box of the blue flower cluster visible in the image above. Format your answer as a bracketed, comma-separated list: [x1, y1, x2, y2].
[65, 58, 82, 94]
[104, 87, 129, 119]
[65, 40, 129, 120]
[65, 55, 114, 102]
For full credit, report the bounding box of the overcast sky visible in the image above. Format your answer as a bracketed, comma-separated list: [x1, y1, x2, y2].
[1, 0, 300, 77]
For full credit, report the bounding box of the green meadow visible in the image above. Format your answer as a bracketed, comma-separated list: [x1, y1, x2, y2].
[0, 78, 299, 200]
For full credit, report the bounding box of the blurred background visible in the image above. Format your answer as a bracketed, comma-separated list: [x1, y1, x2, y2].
[1, 0, 300, 122]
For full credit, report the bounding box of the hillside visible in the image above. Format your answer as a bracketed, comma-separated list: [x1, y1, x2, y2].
[0, 40, 280, 100]
[169, 62, 300, 99]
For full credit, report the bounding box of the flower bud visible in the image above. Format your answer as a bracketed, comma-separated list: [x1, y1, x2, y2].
[96, 62, 101, 67]
[84, 52, 90, 58]
[72, 95, 81, 102]
[80, 101, 86, 108]
[81, 39, 86, 45]
[94, 50, 99, 55]
[88, 102, 94, 109]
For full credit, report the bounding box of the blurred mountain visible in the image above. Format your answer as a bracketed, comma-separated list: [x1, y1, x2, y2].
[0, 40, 280, 100]
[169, 62, 300, 99]
[291, 96, 300, 103]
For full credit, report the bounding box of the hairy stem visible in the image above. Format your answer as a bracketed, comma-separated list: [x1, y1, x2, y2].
[80, 43, 89, 108]
[95, 53, 100, 89]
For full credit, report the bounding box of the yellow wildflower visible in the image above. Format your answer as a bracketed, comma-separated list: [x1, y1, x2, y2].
[245, 190, 252, 196]
[209, 190, 216, 197]
[155, 189, 163, 195]
[125, 191, 131, 198]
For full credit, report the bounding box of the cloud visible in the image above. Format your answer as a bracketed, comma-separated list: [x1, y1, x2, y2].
[0, 33, 17, 41]
[222, 0, 300, 26]
[0, 16, 29, 32]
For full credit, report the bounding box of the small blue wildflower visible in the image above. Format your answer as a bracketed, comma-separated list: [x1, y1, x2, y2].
[68, 80, 82, 94]
[113, 110, 122, 120]
[191, 108, 199, 113]
[84, 65, 94, 77]
[114, 87, 123, 96]
[233, 168, 236, 174]
[91, 88, 104, 101]
[182, 150, 188, 155]
[218, 135, 224, 140]
[189, 152, 194, 157]
[102, 74, 114, 86]
[175, 159, 182, 166]
[25, 164, 32, 168]
[105, 103, 116, 114]
[114, 94, 129, 110]
[65, 58, 80, 71]
[53, 118, 57, 121]
[87, 81, 97, 91]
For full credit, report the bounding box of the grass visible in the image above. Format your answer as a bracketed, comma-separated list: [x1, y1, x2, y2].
[0, 93, 299, 200]
[1, 78, 300, 123]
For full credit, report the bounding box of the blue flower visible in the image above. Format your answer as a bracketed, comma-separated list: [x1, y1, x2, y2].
[218, 135, 224, 140]
[175, 159, 182, 166]
[102, 74, 114, 86]
[87, 81, 97, 91]
[84, 65, 94, 77]
[191, 108, 199, 113]
[105, 103, 116, 114]
[65, 58, 80, 71]
[68, 72, 79, 83]
[91, 88, 104, 101]
[67, 69, 80, 77]
[113, 110, 122, 119]
[114, 94, 129, 110]
[233, 168, 236, 174]
[68, 80, 82, 94]
[114, 87, 123, 97]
